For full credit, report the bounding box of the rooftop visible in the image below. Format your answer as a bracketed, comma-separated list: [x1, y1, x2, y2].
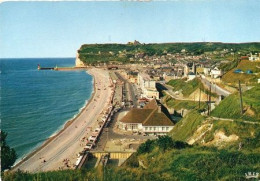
[120, 99, 174, 126]
[139, 72, 151, 81]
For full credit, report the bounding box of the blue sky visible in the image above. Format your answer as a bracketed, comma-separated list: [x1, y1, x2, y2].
[1, 0, 260, 58]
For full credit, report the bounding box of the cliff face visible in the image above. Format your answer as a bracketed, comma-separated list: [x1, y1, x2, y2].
[75, 52, 86, 67]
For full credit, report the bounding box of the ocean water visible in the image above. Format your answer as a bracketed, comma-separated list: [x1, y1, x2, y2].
[0, 58, 93, 161]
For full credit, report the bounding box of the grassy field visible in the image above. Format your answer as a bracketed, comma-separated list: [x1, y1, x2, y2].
[222, 60, 260, 85]
[211, 84, 260, 121]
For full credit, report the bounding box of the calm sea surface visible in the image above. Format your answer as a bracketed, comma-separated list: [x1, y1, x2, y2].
[0, 58, 93, 161]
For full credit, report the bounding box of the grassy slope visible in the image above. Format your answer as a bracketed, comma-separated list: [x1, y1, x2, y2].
[203, 120, 260, 151]
[211, 84, 260, 121]
[4, 111, 260, 181]
[166, 78, 217, 98]
[4, 146, 260, 181]
[222, 60, 260, 84]
[133, 147, 260, 181]
[237, 60, 260, 73]
[163, 95, 207, 111]
[169, 110, 206, 141]
[167, 78, 201, 97]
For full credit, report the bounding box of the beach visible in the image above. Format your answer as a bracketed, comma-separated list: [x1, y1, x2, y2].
[13, 68, 113, 172]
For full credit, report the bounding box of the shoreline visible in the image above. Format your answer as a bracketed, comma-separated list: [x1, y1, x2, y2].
[12, 68, 96, 170]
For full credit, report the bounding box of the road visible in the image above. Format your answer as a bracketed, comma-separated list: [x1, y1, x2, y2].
[200, 77, 231, 97]
[115, 72, 138, 108]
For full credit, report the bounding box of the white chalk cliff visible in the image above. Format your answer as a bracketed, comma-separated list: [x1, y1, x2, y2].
[75, 52, 86, 67]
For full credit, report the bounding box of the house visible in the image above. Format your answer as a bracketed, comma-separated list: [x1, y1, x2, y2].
[163, 73, 177, 82]
[161, 67, 173, 73]
[240, 56, 249, 60]
[138, 72, 159, 99]
[249, 53, 260, 61]
[210, 67, 223, 78]
[119, 99, 174, 136]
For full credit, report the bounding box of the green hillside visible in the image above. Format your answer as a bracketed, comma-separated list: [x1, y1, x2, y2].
[169, 110, 206, 141]
[222, 60, 260, 85]
[166, 78, 202, 97]
[163, 95, 207, 111]
[4, 141, 260, 181]
[78, 42, 260, 64]
[211, 84, 260, 121]
[4, 109, 260, 180]
[203, 120, 260, 151]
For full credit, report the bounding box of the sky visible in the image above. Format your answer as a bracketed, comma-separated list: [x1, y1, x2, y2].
[0, 0, 260, 58]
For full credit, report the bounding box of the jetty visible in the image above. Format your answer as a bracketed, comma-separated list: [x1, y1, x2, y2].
[37, 64, 87, 71]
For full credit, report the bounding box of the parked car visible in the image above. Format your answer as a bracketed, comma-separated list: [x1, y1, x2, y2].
[85, 143, 93, 150]
[89, 135, 97, 142]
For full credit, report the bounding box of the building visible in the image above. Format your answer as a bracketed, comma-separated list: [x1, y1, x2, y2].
[203, 67, 211, 76]
[119, 99, 174, 136]
[163, 73, 177, 82]
[138, 72, 159, 99]
[249, 53, 260, 61]
[210, 67, 223, 78]
[184, 62, 196, 76]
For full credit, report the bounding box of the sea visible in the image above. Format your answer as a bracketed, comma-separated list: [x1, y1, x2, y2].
[0, 58, 93, 162]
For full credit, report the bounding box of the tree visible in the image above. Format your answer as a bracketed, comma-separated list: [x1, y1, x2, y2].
[1, 131, 17, 171]
[137, 139, 155, 155]
[157, 135, 174, 152]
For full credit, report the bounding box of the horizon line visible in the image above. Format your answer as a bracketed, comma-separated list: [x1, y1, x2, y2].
[0, 57, 75, 59]
[81, 41, 260, 45]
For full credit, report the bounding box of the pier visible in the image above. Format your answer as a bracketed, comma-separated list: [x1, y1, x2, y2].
[37, 64, 87, 71]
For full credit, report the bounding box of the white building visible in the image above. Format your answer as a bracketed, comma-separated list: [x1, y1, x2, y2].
[203, 67, 211, 76]
[138, 72, 159, 99]
[210, 67, 223, 78]
[249, 53, 260, 61]
[119, 99, 174, 136]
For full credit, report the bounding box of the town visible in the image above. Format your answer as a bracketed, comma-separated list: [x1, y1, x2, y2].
[70, 42, 260, 170]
